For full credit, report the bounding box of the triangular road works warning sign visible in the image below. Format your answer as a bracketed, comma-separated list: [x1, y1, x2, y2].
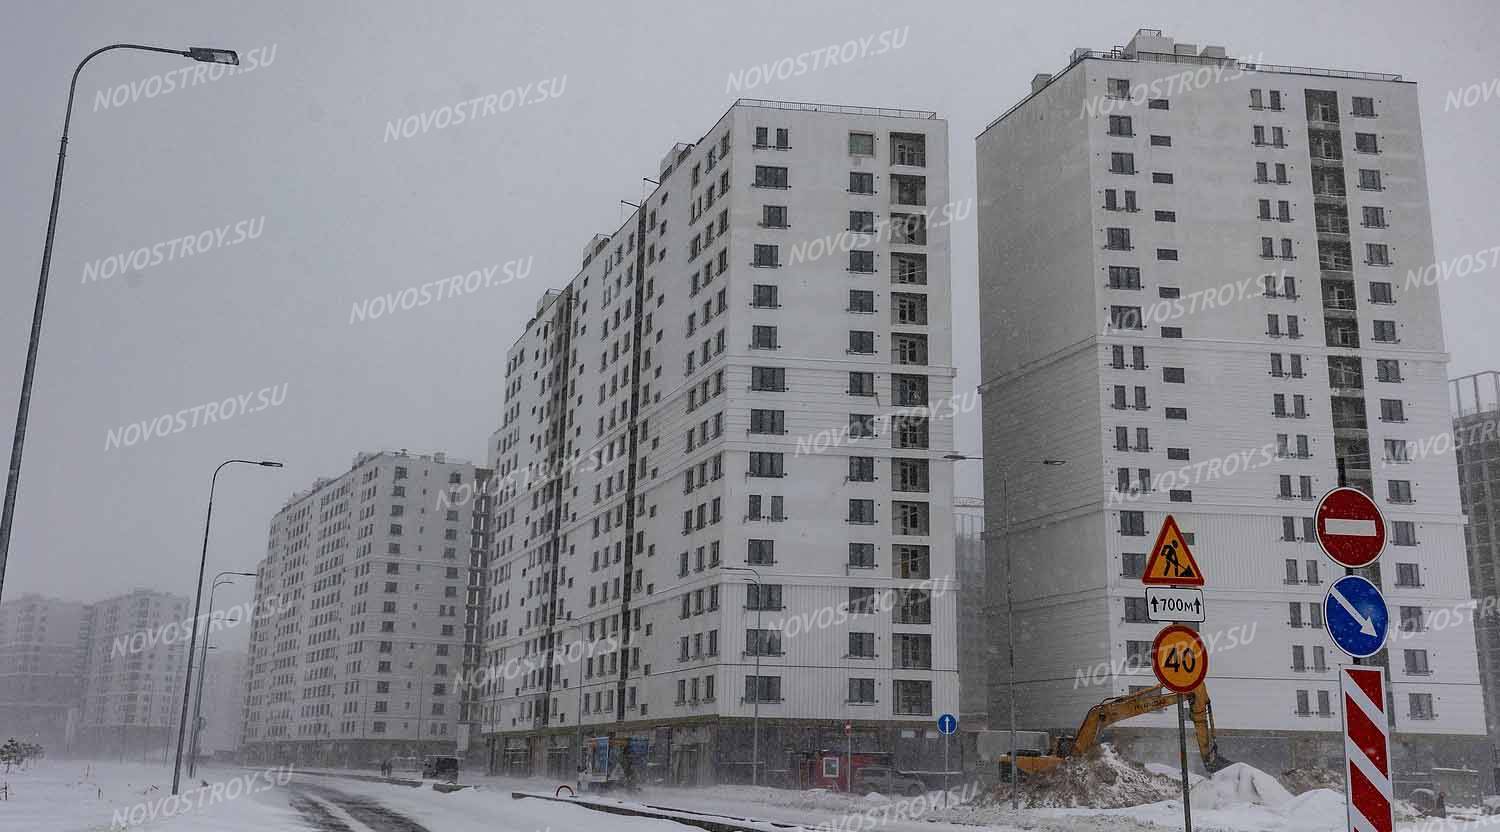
[1141, 515, 1205, 586]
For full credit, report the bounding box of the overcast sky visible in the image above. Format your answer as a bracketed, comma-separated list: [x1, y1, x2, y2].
[2, 0, 1497, 629]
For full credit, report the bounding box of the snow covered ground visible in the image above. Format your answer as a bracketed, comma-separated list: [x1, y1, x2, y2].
[4, 757, 1496, 832]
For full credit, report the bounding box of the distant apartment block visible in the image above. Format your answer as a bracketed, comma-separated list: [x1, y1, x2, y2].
[240, 450, 489, 766]
[79, 589, 191, 758]
[1454, 371, 1500, 781]
[477, 99, 958, 784]
[0, 593, 90, 750]
[977, 29, 1483, 780]
[196, 648, 247, 757]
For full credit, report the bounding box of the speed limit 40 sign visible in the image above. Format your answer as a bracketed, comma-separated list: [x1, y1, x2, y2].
[1152, 624, 1208, 693]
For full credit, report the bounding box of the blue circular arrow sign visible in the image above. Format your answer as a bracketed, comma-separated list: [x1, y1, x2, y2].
[936, 713, 957, 735]
[1324, 574, 1390, 659]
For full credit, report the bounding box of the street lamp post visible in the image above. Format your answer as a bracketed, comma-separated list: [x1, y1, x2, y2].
[724, 566, 763, 787]
[945, 454, 1064, 810]
[173, 459, 281, 795]
[188, 570, 254, 777]
[0, 43, 241, 607]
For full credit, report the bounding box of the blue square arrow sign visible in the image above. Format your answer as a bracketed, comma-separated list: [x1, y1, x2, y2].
[1324, 574, 1390, 659]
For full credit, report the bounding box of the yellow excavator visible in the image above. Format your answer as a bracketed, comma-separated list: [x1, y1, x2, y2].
[999, 684, 1232, 780]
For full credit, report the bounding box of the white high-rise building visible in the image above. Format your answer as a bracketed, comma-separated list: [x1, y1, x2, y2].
[0, 593, 91, 750]
[977, 29, 1485, 778]
[477, 99, 958, 784]
[241, 450, 486, 766]
[79, 589, 190, 758]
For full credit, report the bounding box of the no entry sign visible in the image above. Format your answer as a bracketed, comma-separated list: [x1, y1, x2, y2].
[1315, 487, 1388, 569]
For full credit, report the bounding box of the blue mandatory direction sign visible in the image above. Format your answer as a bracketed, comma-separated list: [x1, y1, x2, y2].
[936, 713, 957, 736]
[1324, 574, 1390, 659]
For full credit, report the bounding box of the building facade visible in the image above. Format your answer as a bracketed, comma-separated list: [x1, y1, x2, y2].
[195, 648, 247, 757]
[240, 450, 486, 766]
[977, 29, 1485, 782]
[1453, 371, 1500, 782]
[0, 593, 91, 751]
[78, 589, 190, 758]
[477, 99, 958, 784]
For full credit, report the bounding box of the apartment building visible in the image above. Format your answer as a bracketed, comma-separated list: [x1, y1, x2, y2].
[78, 589, 190, 758]
[195, 648, 247, 757]
[240, 450, 487, 766]
[477, 99, 957, 784]
[1453, 371, 1500, 781]
[0, 593, 90, 750]
[977, 29, 1484, 780]
[954, 498, 987, 729]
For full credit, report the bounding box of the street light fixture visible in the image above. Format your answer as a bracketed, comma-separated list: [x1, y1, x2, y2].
[188, 570, 255, 777]
[173, 459, 280, 795]
[723, 565, 763, 787]
[0, 43, 241, 607]
[946, 453, 1066, 810]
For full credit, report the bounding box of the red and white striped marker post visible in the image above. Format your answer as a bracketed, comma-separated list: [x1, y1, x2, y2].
[1341, 666, 1393, 832]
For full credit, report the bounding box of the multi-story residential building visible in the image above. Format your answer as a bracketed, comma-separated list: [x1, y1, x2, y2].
[0, 593, 91, 750]
[478, 98, 957, 784]
[194, 648, 246, 758]
[79, 589, 190, 758]
[240, 450, 488, 766]
[977, 29, 1485, 781]
[1453, 371, 1500, 782]
[954, 498, 987, 729]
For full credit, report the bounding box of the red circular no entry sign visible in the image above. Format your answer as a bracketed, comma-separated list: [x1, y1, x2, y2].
[1314, 487, 1387, 568]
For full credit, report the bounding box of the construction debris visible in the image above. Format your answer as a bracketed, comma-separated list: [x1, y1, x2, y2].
[990, 745, 1181, 808]
[1280, 766, 1344, 794]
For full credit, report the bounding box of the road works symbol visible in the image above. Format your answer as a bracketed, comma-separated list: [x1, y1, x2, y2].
[1340, 666, 1394, 832]
[1316, 487, 1388, 569]
[1325, 575, 1390, 659]
[1151, 624, 1208, 693]
[1141, 515, 1205, 586]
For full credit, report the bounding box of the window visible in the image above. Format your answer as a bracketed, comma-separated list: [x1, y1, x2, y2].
[893, 680, 932, 715]
[894, 501, 930, 535]
[1108, 266, 1141, 289]
[1108, 115, 1133, 137]
[1400, 606, 1425, 632]
[761, 205, 788, 228]
[849, 250, 876, 273]
[893, 333, 927, 364]
[1363, 206, 1387, 229]
[748, 452, 784, 478]
[1359, 169, 1384, 191]
[893, 292, 927, 324]
[1409, 693, 1434, 720]
[848, 587, 879, 615]
[753, 244, 779, 268]
[1355, 132, 1379, 153]
[1156, 248, 1178, 261]
[848, 499, 875, 524]
[746, 583, 783, 611]
[1370, 281, 1393, 303]
[748, 539, 774, 565]
[1152, 172, 1174, 184]
[1105, 228, 1132, 251]
[1393, 521, 1418, 546]
[1155, 210, 1176, 222]
[751, 324, 778, 349]
[1122, 552, 1146, 578]
[849, 172, 875, 194]
[1373, 320, 1397, 342]
[1148, 98, 1168, 110]
[848, 456, 875, 482]
[752, 284, 779, 308]
[1396, 562, 1421, 587]
[751, 366, 785, 391]
[754, 165, 788, 188]
[1110, 306, 1143, 330]
[849, 371, 876, 397]
[892, 252, 926, 284]
[849, 132, 875, 156]
[1163, 367, 1185, 383]
[746, 628, 783, 656]
[848, 413, 876, 439]
[774, 128, 789, 149]
[848, 678, 877, 703]
[1107, 78, 1130, 98]
[1380, 398, 1405, 421]
[1120, 510, 1146, 536]
[849, 542, 875, 569]
[1377, 359, 1402, 383]
[1124, 597, 1149, 622]
[849, 330, 876, 355]
[1404, 649, 1431, 675]
[1150, 134, 1171, 147]
[1109, 152, 1135, 174]
[1352, 96, 1377, 117]
[893, 458, 929, 492]
[744, 675, 781, 703]
[1388, 480, 1413, 503]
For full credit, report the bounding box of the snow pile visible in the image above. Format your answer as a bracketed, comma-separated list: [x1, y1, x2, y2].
[995, 745, 1181, 809]
[1144, 762, 1204, 786]
[1282, 765, 1345, 794]
[1189, 762, 1293, 810]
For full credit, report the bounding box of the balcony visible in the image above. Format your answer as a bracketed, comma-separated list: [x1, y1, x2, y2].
[1325, 321, 1361, 349]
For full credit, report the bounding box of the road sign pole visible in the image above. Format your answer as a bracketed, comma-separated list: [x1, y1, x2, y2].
[1177, 696, 1192, 832]
[943, 732, 949, 808]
